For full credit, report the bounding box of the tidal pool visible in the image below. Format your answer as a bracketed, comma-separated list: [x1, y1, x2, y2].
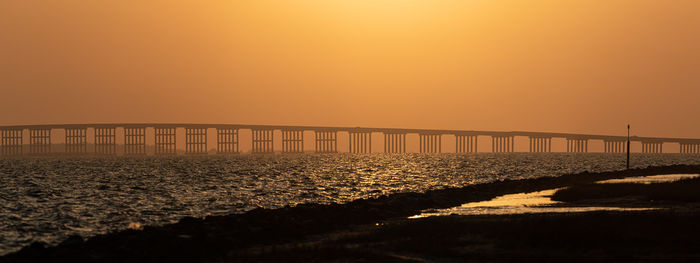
[597, 173, 700, 184]
[409, 188, 654, 218]
[411, 174, 699, 218]
[409, 174, 699, 218]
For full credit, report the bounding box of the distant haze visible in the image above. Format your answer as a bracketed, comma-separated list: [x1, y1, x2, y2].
[1, 0, 699, 138]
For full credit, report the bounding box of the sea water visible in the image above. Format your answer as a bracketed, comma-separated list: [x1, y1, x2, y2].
[1, 153, 699, 255]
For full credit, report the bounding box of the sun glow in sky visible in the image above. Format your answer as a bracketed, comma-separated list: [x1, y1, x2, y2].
[1, 0, 699, 137]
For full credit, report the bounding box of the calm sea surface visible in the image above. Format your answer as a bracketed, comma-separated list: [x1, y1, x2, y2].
[1, 153, 699, 255]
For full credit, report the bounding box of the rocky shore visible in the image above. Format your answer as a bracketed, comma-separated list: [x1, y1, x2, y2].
[3, 164, 700, 262]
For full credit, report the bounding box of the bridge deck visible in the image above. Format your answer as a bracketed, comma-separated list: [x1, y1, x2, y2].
[0, 123, 697, 143]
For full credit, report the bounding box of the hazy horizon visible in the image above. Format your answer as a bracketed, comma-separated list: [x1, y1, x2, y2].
[1, 0, 699, 138]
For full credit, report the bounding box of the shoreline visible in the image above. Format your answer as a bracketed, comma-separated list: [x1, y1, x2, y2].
[3, 164, 700, 262]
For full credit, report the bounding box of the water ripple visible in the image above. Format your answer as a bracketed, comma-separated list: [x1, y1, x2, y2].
[0, 153, 699, 254]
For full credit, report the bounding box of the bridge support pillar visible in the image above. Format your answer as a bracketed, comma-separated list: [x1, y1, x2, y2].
[349, 131, 371, 154]
[642, 142, 662, 154]
[529, 136, 552, 153]
[185, 128, 207, 154]
[604, 140, 626, 153]
[66, 128, 87, 154]
[124, 127, 146, 155]
[491, 136, 514, 153]
[217, 128, 239, 154]
[689, 144, 698, 154]
[566, 138, 588, 153]
[281, 129, 303, 153]
[95, 128, 116, 155]
[419, 133, 441, 153]
[1, 128, 23, 156]
[252, 128, 274, 154]
[29, 128, 51, 155]
[680, 143, 700, 154]
[155, 127, 177, 155]
[456, 135, 477, 153]
[384, 132, 406, 153]
[315, 130, 338, 153]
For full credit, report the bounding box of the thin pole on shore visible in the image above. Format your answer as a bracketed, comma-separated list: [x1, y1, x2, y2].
[627, 124, 631, 170]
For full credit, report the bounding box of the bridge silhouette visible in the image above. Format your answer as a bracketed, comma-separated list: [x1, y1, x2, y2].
[0, 123, 699, 156]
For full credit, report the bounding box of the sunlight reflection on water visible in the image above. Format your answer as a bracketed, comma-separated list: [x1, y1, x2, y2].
[597, 174, 700, 184]
[409, 188, 656, 219]
[1, 153, 699, 254]
[408, 174, 700, 218]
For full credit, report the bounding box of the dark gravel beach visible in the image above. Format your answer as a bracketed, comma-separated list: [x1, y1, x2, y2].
[3, 164, 700, 263]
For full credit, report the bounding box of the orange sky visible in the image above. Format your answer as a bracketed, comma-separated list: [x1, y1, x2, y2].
[1, 0, 699, 138]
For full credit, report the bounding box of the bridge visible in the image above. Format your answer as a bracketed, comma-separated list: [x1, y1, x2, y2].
[0, 123, 699, 156]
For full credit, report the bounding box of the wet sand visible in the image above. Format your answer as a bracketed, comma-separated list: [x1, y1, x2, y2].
[3, 164, 700, 262]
